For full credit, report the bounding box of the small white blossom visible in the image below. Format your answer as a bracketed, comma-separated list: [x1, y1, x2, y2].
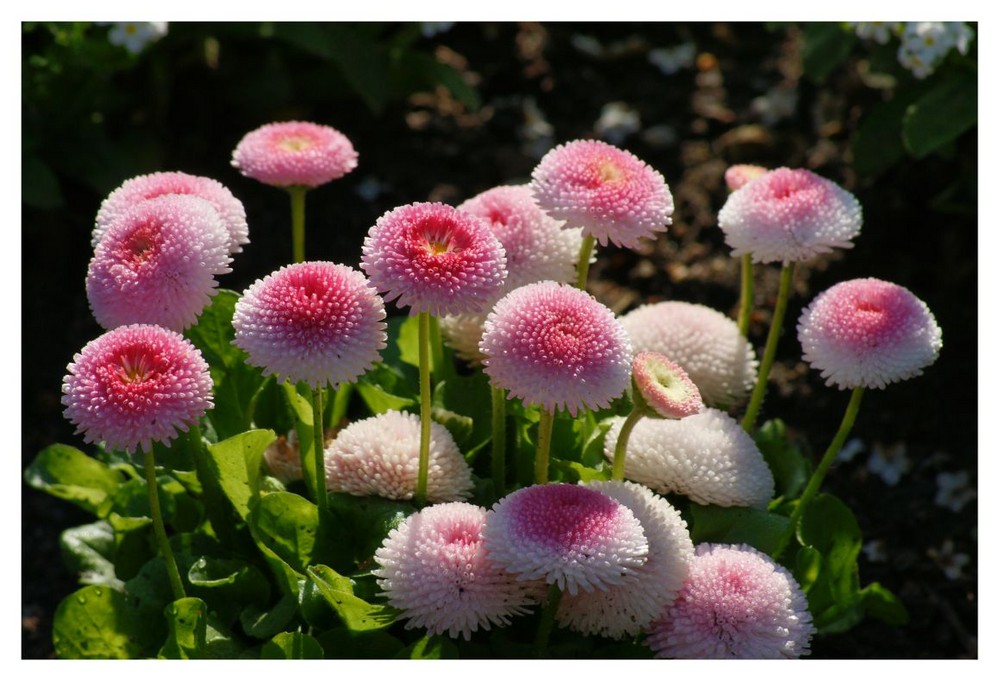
[928, 540, 970, 581]
[648, 42, 696, 75]
[837, 437, 865, 463]
[104, 22, 168, 54]
[850, 22, 902, 45]
[866, 442, 910, 486]
[419, 22, 454, 39]
[571, 34, 605, 58]
[934, 470, 976, 512]
[896, 22, 974, 79]
[594, 101, 641, 145]
[862, 539, 887, 563]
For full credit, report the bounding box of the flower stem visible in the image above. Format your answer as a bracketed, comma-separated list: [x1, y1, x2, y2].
[611, 408, 644, 482]
[575, 234, 596, 290]
[289, 186, 307, 263]
[737, 254, 754, 337]
[774, 386, 865, 558]
[142, 447, 186, 601]
[534, 583, 563, 658]
[491, 385, 507, 498]
[416, 311, 432, 506]
[312, 387, 328, 514]
[534, 408, 555, 484]
[742, 262, 795, 433]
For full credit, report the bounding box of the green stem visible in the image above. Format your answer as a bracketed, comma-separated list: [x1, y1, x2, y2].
[737, 253, 754, 337]
[611, 408, 644, 482]
[774, 387, 865, 558]
[742, 262, 795, 433]
[312, 387, 328, 513]
[575, 234, 596, 290]
[534, 408, 555, 484]
[416, 312, 432, 506]
[142, 447, 186, 601]
[534, 584, 563, 658]
[289, 186, 307, 263]
[491, 386, 507, 498]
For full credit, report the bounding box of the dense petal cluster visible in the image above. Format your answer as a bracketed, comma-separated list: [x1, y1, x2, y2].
[86, 194, 232, 332]
[324, 410, 473, 503]
[374, 503, 541, 640]
[438, 312, 490, 365]
[361, 202, 507, 317]
[632, 351, 704, 419]
[483, 483, 649, 596]
[620, 301, 757, 407]
[646, 543, 814, 659]
[556, 481, 693, 638]
[724, 164, 767, 191]
[531, 139, 674, 249]
[797, 278, 942, 390]
[232, 262, 387, 389]
[605, 410, 774, 509]
[479, 281, 631, 416]
[93, 171, 249, 253]
[717, 167, 862, 264]
[231, 121, 358, 188]
[62, 324, 213, 454]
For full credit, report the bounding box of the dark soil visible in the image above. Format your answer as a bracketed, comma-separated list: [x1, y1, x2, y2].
[22, 22, 976, 658]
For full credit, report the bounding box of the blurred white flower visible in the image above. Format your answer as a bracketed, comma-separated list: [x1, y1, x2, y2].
[420, 22, 454, 39]
[850, 22, 902, 45]
[354, 175, 388, 202]
[862, 539, 887, 563]
[928, 540, 970, 581]
[896, 22, 974, 79]
[837, 437, 865, 463]
[104, 22, 168, 54]
[751, 85, 797, 126]
[571, 34, 605, 58]
[867, 441, 910, 486]
[520, 97, 555, 158]
[934, 470, 976, 512]
[648, 43, 696, 76]
[594, 101, 641, 145]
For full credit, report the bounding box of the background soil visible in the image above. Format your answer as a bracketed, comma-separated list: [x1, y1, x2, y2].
[22, 22, 977, 658]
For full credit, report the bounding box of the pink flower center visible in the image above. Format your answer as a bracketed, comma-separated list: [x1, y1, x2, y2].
[510, 485, 619, 551]
[596, 159, 624, 184]
[115, 224, 159, 266]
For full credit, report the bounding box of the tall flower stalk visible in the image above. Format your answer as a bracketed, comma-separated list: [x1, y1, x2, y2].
[741, 262, 795, 432]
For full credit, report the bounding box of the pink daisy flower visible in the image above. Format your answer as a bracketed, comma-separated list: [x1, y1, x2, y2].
[373, 502, 542, 640]
[620, 301, 757, 408]
[646, 543, 814, 658]
[231, 121, 358, 188]
[483, 483, 649, 596]
[86, 194, 232, 332]
[605, 410, 775, 509]
[556, 481, 693, 639]
[93, 171, 249, 254]
[232, 261, 387, 389]
[62, 324, 214, 454]
[724, 164, 768, 192]
[324, 410, 473, 503]
[361, 202, 507, 317]
[479, 281, 632, 416]
[717, 167, 862, 264]
[531, 139, 674, 249]
[797, 278, 942, 390]
[632, 351, 704, 419]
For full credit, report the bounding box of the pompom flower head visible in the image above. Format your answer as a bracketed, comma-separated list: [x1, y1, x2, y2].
[621, 301, 757, 407]
[797, 278, 942, 390]
[374, 502, 541, 640]
[93, 171, 249, 253]
[556, 481, 693, 639]
[724, 164, 768, 192]
[324, 410, 473, 503]
[717, 167, 862, 264]
[605, 409, 774, 509]
[62, 324, 213, 454]
[231, 121, 358, 188]
[361, 202, 507, 317]
[531, 139, 674, 249]
[632, 351, 704, 419]
[86, 194, 232, 332]
[232, 261, 387, 389]
[483, 483, 649, 596]
[479, 281, 632, 416]
[646, 543, 814, 659]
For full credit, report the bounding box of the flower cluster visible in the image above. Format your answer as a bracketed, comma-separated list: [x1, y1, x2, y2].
[851, 22, 975, 79]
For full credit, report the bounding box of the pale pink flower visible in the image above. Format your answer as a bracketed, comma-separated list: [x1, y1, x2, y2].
[86, 194, 232, 332]
[62, 324, 213, 454]
[231, 121, 358, 188]
[479, 281, 632, 416]
[797, 278, 942, 390]
[632, 351, 704, 419]
[361, 202, 507, 317]
[324, 410, 473, 503]
[373, 502, 541, 640]
[93, 171, 249, 253]
[724, 164, 768, 191]
[646, 543, 814, 658]
[717, 167, 862, 264]
[483, 483, 649, 596]
[232, 262, 387, 389]
[620, 301, 757, 407]
[531, 139, 674, 249]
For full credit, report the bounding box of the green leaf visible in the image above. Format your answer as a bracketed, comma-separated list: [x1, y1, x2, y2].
[22, 154, 63, 209]
[754, 419, 810, 500]
[108, 476, 203, 533]
[396, 635, 459, 659]
[251, 491, 320, 573]
[902, 71, 978, 158]
[206, 429, 276, 520]
[261, 632, 324, 659]
[317, 628, 405, 659]
[801, 22, 856, 81]
[107, 513, 154, 581]
[283, 381, 322, 499]
[327, 493, 415, 565]
[184, 289, 242, 369]
[187, 556, 271, 621]
[240, 593, 298, 639]
[356, 379, 417, 414]
[52, 585, 157, 659]
[851, 95, 910, 179]
[689, 503, 791, 556]
[860, 582, 909, 626]
[25, 443, 124, 516]
[396, 314, 422, 370]
[435, 371, 493, 453]
[306, 564, 398, 632]
[159, 597, 209, 659]
[58, 521, 119, 586]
